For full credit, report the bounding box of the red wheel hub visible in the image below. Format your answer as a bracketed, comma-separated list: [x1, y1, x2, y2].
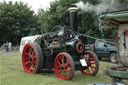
[22, 44, 37, 74]
[54, 54, 72, 80]
[81, 52, 97, 76]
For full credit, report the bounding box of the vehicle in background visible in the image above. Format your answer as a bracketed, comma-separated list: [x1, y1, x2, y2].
[85, 39, 117, 63]
[19, 35, 41, 54]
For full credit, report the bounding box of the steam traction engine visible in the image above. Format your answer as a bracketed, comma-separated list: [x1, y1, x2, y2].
[22, 5, 99, 80]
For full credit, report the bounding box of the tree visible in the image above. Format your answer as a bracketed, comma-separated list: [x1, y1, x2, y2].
[38, 0, 101, 43]
[0, 1, 41, 45]
[38, 0, 128, 42]
[38, 0, 77, 32]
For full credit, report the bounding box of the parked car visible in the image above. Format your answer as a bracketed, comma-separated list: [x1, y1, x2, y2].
[85, 39, 117, 63]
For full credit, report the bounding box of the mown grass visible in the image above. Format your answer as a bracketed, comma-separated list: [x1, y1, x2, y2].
[0, 55, 128, 85]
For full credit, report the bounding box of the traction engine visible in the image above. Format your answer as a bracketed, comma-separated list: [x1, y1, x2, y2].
[22, 5, 99, 80]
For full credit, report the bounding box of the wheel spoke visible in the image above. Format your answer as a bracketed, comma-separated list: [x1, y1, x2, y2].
[87, 68, 90, 74]
[91, 67, 94, 72]
[66, 62, 70, 66]
[25, 53, 29, 56]
[66, 58, 69, 63]
[61, 56, 64, 64]
[28, 53, 32, 58]
[65, 69, 70, 75]
[90, 61, 96, 64]
[66, 58, 70, 65]
[61, 69, 65, 76]
[25, 61, 31, 65]
[58, 68, 63, 73]
[58, 61, 62, 66]
[65, 70, 70, 78]
[33, 55, 36, 58]
[90, 65, 96, 69]
[32, 51, 34, 56]
[30, 47, 33, 53]
[28, 47, 32, 57]
[33, 61, 37, 65]
[32, 57, 36, 62]
[28, 65, 33, 72]
[65, 69, 70, 73]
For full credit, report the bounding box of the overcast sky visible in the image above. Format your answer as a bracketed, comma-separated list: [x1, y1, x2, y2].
[0, 0, 55, 13]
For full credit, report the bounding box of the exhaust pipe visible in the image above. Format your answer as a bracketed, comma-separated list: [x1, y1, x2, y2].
[68, 5, 79, 32]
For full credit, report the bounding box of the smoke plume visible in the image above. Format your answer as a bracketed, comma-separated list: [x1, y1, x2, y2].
[75, 0, 128, 15]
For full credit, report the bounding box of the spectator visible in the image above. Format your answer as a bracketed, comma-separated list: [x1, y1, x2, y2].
[5, 42, 9, 52]
[3, 43, 5, 47]
[8, 42, 12, 52]
[2, 43, 6, 49]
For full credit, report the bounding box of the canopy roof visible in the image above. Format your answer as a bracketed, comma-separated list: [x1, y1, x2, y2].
[100, 9, 128, 23]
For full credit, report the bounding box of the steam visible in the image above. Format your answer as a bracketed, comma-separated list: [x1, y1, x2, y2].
[75, 0, 128, 15]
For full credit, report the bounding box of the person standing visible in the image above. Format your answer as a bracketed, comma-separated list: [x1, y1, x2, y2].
[5, 42, 9, 52]
[8, 42, 12, 52]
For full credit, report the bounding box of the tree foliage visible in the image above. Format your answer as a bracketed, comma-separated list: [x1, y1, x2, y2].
[38, 0, 101, 39]
[0, 1, 41, 45]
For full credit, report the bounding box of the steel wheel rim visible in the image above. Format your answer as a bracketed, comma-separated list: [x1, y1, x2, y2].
[22, 44, 37, 74]
[81, 52, 97, 75]
[111, 55, 116, 63]
[55, 54, 72, 80]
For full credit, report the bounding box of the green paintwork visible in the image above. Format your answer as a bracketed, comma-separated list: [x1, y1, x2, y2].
[104, 67, 128, 79]
[100, 10, 128, 20]
[43, 32, 66, 49]
[99, 9, 128, 37]
[49, 41, 66, 49]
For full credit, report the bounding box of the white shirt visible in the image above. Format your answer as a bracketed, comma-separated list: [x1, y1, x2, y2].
[8, 42, 12, 48]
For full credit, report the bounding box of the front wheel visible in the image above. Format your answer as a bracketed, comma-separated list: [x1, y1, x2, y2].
[22, 42, 43, 74]
[81, 51, 99, 76]
[110, 53, 117, 63]
[54, 52, 75, 80]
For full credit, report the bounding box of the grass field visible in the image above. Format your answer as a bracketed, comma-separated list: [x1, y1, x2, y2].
[0, 55, 128, 85]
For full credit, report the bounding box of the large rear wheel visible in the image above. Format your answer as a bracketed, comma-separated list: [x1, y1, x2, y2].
[81, 51, 99, 76]
[54, 52, 75, 80]
[22, 42, 43, 74]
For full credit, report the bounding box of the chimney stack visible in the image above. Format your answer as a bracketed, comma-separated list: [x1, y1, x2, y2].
[68, 5, 79, 32]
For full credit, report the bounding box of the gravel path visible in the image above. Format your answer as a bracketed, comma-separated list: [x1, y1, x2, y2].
[0, 49, 20, 56]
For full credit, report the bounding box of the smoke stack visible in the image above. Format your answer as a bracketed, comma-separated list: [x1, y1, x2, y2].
[68, 5, 79, 32]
